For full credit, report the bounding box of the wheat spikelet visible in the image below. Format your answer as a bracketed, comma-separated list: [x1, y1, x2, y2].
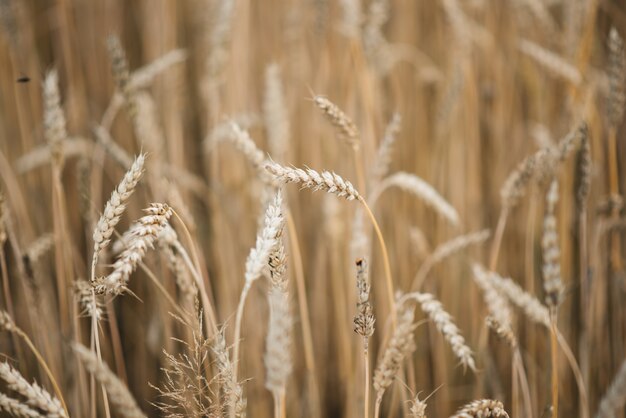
[73, 343, 147, 418]
[95, 203, 172, 295]
[518, 39, 582, 85]
[92, 153, 146, 269]
[25, 233, 54, 264]
[263, 63, 289, 161]
[556, 121, 587, 162]
[0, 393, 42, 418]
[42, 70, 67, 169]
[595, 360, 626, 418]
[370, 112, 401, 187]
[373, 302, 416, 401]
[74, 279, 102, 320]
[313, 95, 359, 147]
[362, 0, 390, 70]
[353, 259, 375, 345]
[486, 270, 550, 327]
[374, 172, 459, 226]
[409, 393, 427, 418]
[500, 151, 543, 209]
[227, 122, 267, 170]
[542, 180, 563, 308]
[265, 161, 361, 201]
[0, 362, 67, 418]
[608, 27, 626, 128]
[206, 0, 235, 79]
[211, 331, 247, 417]
[451, 399, 510, 417]
[404, 292, 476, 371]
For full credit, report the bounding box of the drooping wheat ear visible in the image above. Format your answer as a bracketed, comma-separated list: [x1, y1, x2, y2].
[25, 233, 55, 264]
[73, 343, 147, 418]
[265, 162, 361, 201]
[595, 360, 626, 418]
[0, 310, 15, 332]
[471, 264, 514, 342]
[0, 362, 67, 418]
[95, 203, 172, 295]
[373, 172, 460, 227]
[211, 331, 247, 417]
[313, 95, 359, 147]
[412, 230, 490, 290]
[373, 302, 416, 407]
[226, 122, 271, 175]
[92, 153, 146, 272]
[42, 70, 67, 169]
[451, 399, 510, 418]
[409, 393, 427, 418]
[264, 63, 289, 161]
[353, 258, 375, 345]
[518, 39, 582, 85]
[370, 112, 401, 187]
[608, 27, 626, 128]
[157, 226, 198, 305]
[264, 275, 293, 396]
[542, 180, 563, 308]
[74, 279, 103, 320]
[576, 125, 591, 208]
[403, 292, 476, 371]
[486, 270, 550, 327]
[0, 393, 42, 418]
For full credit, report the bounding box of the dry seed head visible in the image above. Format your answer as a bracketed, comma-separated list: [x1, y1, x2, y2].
[486, 316, 518, 349]
[409, 393, 428, 418]
[595, 359, 626, 418]
[43, 70, 67, 169]
[313, 95, 359, 147]
[264, 282, 293, 395]
[0, 392, 42, 418]
[74, 279, 103, 320]
[608, 27, 626, 128]
[0, 362, 67, 417]
[422, 230, 490, 275]
[542, 180, 563, 308]
[265, 162, 361, 201]
[471, 264, 514, 339]
[353, 259, 375, 343]
[451, 399, 510, 418]
[576, 124, 591, 208]
[73, 344, 147, 418]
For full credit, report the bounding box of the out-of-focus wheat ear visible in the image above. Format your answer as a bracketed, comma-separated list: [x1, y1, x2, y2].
[73, 344, 147, 418]
[264, 279, 293, 397]
[338, 0, 363, 39]
[486, 316, 518, 349]
[542, 180, 563, 309]
[373, 302, 416, 414]
[518, 39, 582, 85]
[312, 94, 360, 148]
[595, 360, 626, 418]
[265, 162, 361, 201]
[0, 392, 42, 418]
[370, 112, 401, 187]
[74, 279, 103, 320]
[157, 226, 198, 306]
[471, 264, 515, 339]
[263, 63, 289, 161]
[211, 330, 247, 417]
[451, 399, 510, 418]
[42, 69, 67, 169]
[402, 292, 476, 371]
[500, 153, 538, 210]
[372, 172, 460, 227]
[557, 121, 588, 162]
[25, 232, 55, 264]
[576, 124, 591, 209]
[0, 362, 67, 418]
[608, 27, 626, 129]
[106, 35, 137, 118]
[91, 153, 146, 274]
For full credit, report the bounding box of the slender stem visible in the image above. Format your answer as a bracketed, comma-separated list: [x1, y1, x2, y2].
[91, 302, 111, 418]
[364, 344, 370, 418]
[513, 347, 532, 417]
[489, 207, 509, 271]
[138, 263, 188, 319]
[556, 328, 588, 418]
[232, 284, 251, 384]
[359, 198, 396, 325]
[374, 393, 382, 418]
[607, 128, 622, 271]
[550, 312, 559, 418]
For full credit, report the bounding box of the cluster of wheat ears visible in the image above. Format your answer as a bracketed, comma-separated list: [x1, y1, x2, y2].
[0, 0, 625, 417]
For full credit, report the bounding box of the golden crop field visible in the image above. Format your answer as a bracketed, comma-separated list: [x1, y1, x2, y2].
[0, 1, 624, 417]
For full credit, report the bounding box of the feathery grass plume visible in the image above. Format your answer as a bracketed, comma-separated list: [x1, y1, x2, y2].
[486, 271, 550, 327]
[0, 362, 67, 417]
[91, 153, 145, 271]
[25, 233, 54, 264]
[451, 399, 510, 418]
[42, 70, 67, 169]
[608, 27, 626, 128]
[576, 125, 591, 208]
[95, 203, 172, 295]
[264, 275, 293, 396]
[403, 292, 476, 371]
[211, 331, 247, 417]
[542, 180, 563, 308]
[157, 226, 198, 306]
[373, 302, 416, 406]
[518, 39, 582, 85]
[409, 393, 427, 418]
[265, 162, 361, 201]
[73, 343, 147, 418]
[0, 392, 42, 417]
[74, 279, 102, 320]
[353, 259, 375, 344]
[595, 359, 626, 418]
[0, 310, 15, 332]
[472, 265, 515, 340]
[370, 113, 401, 187]
[312, 95, 359, 148]
[373, 172, 460, 226]
[263, 64, 289, 161]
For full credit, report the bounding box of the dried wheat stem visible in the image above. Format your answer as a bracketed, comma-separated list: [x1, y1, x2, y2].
[74, 344, 147, 418]
[451, 399, 510, 418]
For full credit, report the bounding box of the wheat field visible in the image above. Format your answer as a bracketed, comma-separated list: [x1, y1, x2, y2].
[0, 0, 624, 417]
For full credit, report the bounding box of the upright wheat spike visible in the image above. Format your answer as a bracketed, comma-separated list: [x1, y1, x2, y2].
[607, 28, 626, 129]
[43, 69, 67, 169]
[353, 259, 375, 418]
[451, 399, 510, 418]
[542, 179, 563, 308]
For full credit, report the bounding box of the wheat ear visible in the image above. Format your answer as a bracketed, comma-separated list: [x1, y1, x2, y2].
[451, 399, 510, 418]
[0, 392, 42, 417]
[42, 69, 67, 169]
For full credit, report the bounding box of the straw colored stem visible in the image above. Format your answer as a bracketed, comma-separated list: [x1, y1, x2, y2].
[489, 207, 508, 271]
[607, 128, 623, 271]
[232, 284, 251, 383]
[91, 299, 112, 418]
[364, 346, 370, 418]
[551, 313, 559, 418]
